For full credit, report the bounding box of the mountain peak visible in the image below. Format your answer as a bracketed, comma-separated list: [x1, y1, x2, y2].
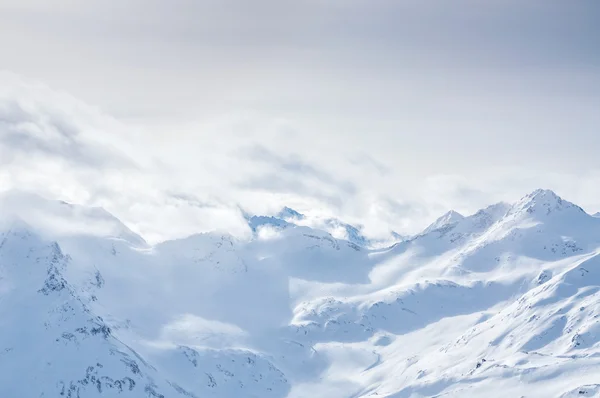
[276, 207, 305, 220]
[510, 188, 584, 217]
[247, 215, 291, 232]
[245, 206, 304, 232]
[527, 188, 562, 202]
[523, 188, 566, 207]
[423, 210, 464, 234]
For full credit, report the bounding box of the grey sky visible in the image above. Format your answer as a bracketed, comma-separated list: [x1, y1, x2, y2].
[0, 1, 599, 241]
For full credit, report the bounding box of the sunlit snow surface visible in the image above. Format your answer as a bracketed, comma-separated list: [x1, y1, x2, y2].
[2, 189, 600, 397]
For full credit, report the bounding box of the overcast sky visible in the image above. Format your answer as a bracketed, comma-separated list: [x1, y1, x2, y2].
[1, 0, 599, 242]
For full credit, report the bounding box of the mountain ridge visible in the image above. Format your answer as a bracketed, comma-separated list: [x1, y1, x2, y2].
[2, 188, 600, 397]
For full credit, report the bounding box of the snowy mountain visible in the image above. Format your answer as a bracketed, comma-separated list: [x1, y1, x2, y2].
[3, 189, 600, 397]
[248, 206, 405, 249]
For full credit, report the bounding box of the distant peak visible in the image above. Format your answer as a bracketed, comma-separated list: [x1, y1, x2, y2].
[391, 231, 407, 240]
[445, 210, 465, 219]
[438, 210, 465, 224]
[245, 207, 304, 233]
[423, 210, 464, 234]
[247, 215, 291, 232]
[323, 218, 369, 246]
[276, 207, 305, 220]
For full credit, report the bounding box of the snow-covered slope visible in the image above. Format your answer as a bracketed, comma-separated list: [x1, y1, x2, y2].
[2, 189, 600, 397]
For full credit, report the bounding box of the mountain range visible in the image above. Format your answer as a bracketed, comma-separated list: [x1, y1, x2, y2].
[2, 188, 600, 397]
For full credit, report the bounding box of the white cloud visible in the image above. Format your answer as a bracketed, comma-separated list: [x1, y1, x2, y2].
[0, 1, 599, 242]
[2, 71, 600, 244]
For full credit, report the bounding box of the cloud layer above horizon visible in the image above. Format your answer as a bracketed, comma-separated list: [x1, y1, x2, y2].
[0, 1, 599, 242]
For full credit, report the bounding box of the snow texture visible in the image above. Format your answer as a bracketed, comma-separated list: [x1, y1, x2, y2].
[2, 189, 600, 397]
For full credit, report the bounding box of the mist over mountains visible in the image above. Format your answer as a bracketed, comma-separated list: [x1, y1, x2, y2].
[3, 188, 600, 397]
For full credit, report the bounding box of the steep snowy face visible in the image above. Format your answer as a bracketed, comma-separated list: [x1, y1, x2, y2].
[0, 225, 172, 398]
[423, 210, 465, 234]
[397, 252, 600, 398]
[3, 189, 600, 398]
[0, 223, 292, 398]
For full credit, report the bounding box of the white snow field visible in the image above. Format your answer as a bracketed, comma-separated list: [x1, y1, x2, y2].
[2, 188, 600, 397]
